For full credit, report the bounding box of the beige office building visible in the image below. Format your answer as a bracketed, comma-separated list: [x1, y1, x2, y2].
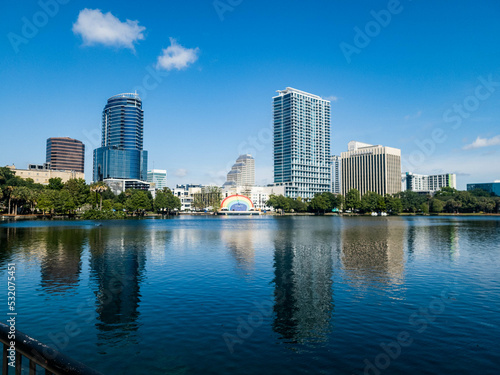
[7, 164, 84, 185]
[341, 141, 401, 197]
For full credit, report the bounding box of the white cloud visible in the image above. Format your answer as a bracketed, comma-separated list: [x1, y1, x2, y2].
[72, 9, 145, 50]
[324, 95, 339, 102]
[174, 168, 188, 177]
[156, 38, 199, 71]
[463, 135, 500, 150]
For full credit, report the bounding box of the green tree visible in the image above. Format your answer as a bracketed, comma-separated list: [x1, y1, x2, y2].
[113, 202, 124, 211]
[469, 188, 492, 197]
[385, 195, 402, 214]
[37, 190, 56, 214]
[64, 178, 89, 209]
[48, 177, 64, 190]
[58, 190, 76, 214]
[102, 199, 113, 211]
[125, 190, 152, 214]
[0, 167, 15, 185]
[434, 186, 458, 198]
[290, 196, 308, 212]
[360, 191, 383, 213]
[154, 188, 181, 214]
[475, 197, 495, 213]
[444, 199, 461, 213]
[11, 186, 31, 214]
[310, 194, 329, 214]
[345, 189, 361, 211]
[429, 198, 444, 213]
[397, 191, 427, 213]
[265, 194, 290, 214]
[420, 202, 429, 214]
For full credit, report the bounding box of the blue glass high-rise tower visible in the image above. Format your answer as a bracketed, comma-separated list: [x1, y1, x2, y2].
[93, 93, 148, 182]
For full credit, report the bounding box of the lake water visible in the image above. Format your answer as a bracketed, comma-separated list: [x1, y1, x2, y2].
[0, 216, 499, 374]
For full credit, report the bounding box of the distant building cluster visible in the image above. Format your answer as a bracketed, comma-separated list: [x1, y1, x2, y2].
[8, 87, 500, 207]
[402, 172, 457, 194]
[6, 136, 85, 185]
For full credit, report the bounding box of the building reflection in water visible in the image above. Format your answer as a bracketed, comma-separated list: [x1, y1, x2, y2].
[0, 226, 85, 294]
[221, 220, 258, 276]
[341, 218, 406, 290]
[40, 228, 85, 294]
[272, 218, 335, 344]
[406, 219, 460, 261]
[88, 225, 146, 345]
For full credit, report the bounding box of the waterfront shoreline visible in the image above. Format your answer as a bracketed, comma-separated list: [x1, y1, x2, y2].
[2, 212, 500, 221]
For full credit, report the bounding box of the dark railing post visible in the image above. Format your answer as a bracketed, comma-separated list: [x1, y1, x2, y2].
[0, 323, 102, 375]
[15, 351, 22, 375]
[2, 343, 8, 374]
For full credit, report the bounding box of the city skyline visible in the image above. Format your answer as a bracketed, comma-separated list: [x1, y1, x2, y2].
[2, 1, 500, 189]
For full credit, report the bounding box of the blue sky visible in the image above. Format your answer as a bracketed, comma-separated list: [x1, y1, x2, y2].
[1, 0, 500, 189]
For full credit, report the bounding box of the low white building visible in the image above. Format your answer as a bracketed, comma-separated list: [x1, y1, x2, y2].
[103, 179, 150, 195]
[402, 172, 457, 193]
[173, 184, 202, 211]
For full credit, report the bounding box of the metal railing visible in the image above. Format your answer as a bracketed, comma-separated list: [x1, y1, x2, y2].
[0, 323, 103, 375]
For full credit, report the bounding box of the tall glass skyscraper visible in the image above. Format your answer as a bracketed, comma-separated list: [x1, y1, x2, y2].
[273, 87, 331, 199]
[93, 93, 148, 182]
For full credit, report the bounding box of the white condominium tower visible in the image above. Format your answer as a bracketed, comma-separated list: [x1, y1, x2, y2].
[330, 155, 342, 194]
[273, 87, 331, 199]
[224, 154, 255, 187]
[341, 141, 402, 197]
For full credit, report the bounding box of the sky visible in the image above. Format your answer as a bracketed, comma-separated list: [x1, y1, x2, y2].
[1, 0, 500, 190]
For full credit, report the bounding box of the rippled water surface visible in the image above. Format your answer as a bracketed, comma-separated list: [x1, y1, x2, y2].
[1, 216, 499, 374]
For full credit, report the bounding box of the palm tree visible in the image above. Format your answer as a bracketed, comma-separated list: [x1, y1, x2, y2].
[11, 186, 24, 215]
[5, 186, 13, 214]
[90, 183, 109, 211]
[28, 189, 39, 214]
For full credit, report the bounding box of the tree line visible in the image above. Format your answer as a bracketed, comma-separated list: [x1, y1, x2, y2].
[0, 167, 181, 218]
[265, 187, 500, 214]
